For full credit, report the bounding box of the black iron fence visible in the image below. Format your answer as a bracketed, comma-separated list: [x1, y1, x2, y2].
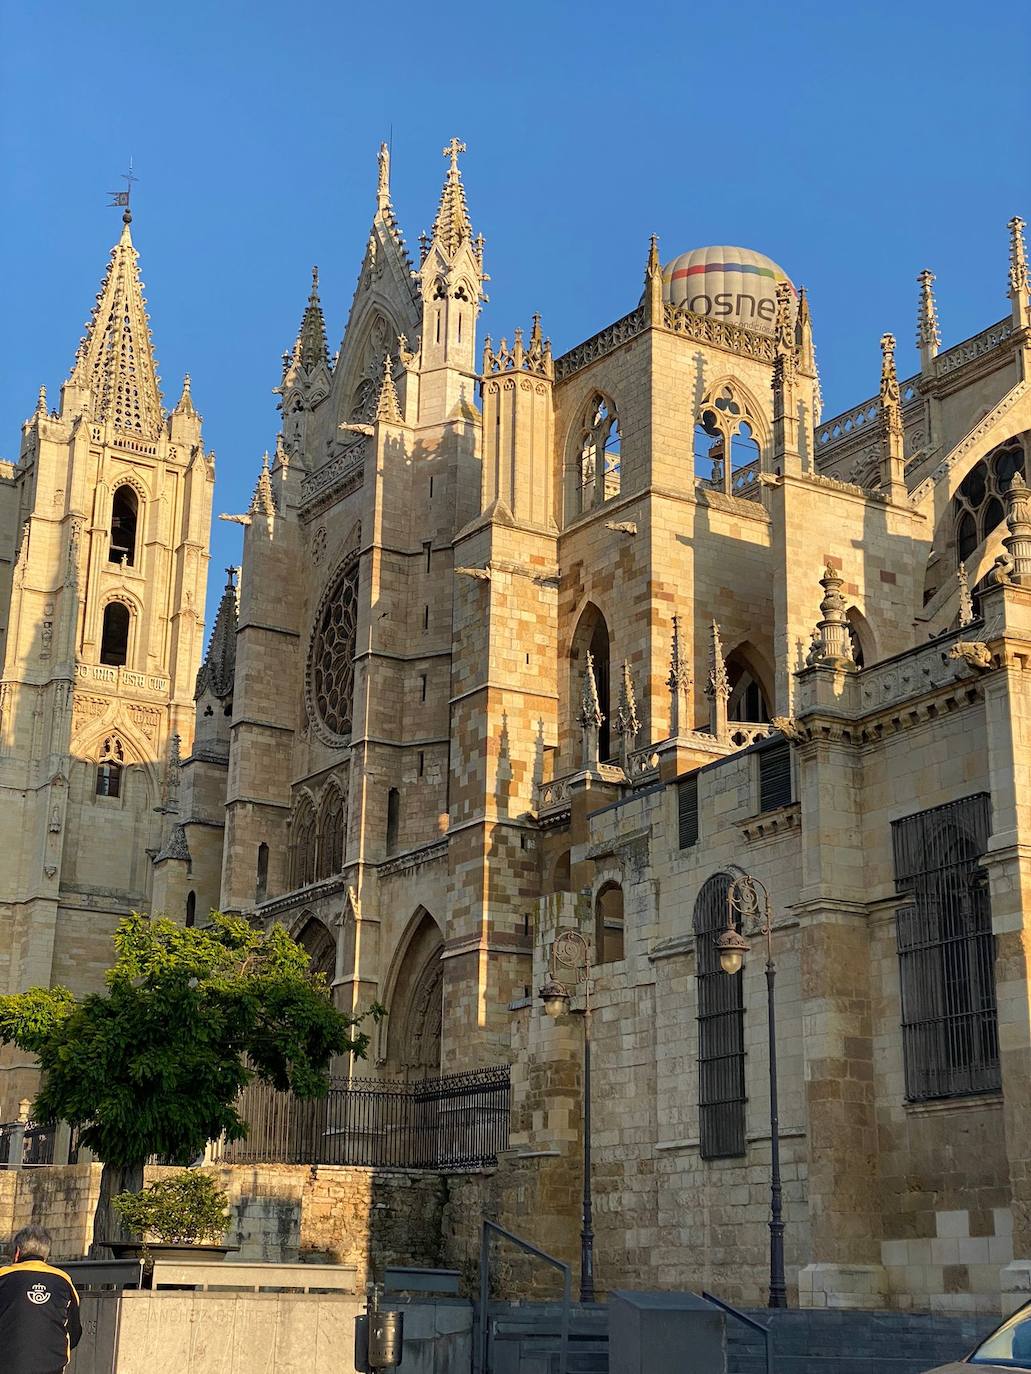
[0, 1120, 59, 1166]
[211, 1065, 511, 1170]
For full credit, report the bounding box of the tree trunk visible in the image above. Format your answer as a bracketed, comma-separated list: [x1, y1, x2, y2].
[90, 1160, 145, 1257]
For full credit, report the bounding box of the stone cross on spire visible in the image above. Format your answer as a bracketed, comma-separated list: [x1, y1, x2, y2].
[297, 267, 329, 373]
[430, 137, 473, 258]
[916, 270, 941, 371]
[1009, 216, 1030, 330]
[879, 332, 906, 503]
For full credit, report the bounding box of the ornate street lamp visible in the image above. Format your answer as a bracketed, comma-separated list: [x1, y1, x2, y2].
[716, 866, 787, 1308]
[538, 928, 595, 1303]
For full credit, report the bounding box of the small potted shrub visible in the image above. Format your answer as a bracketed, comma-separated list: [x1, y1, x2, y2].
[112, 1170, 235, 1264]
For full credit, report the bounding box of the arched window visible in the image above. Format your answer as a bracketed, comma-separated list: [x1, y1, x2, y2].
[185, 891, 196, 927]
[317, 787, 346, 880]
[100, 602, 131, 667]
[951, 439, 1024, 570]
[694, 387, 762, 501]
[256, 843, 269, 904]
[109, 486, 139, 566]
[726, 650, 771, 724]
[290, 797, 316, 889]
[552, 849, 572, 893]
[95, 736, 124, 798]
[595, 882, 625, 964]
[589, 618, 611, 762]
[386, 787, 400, 854]
[578, 394, 621, 512]
[307, 559, 359, 741]
[693, 872, 746, 1159]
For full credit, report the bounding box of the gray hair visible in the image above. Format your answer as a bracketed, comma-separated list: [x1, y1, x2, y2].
[13, 1224, 51, 1261]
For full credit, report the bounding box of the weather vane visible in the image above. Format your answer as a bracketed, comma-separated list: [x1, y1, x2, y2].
[107, 159, 138, 224]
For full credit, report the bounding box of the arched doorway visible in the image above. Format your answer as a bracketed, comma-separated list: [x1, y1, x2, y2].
[384, 910, 444, 1078]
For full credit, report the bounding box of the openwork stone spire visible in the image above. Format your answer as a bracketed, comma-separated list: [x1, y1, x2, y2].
[374, 353, 403, 424]
[430, 138, 473, 257]
[578, 650, 605, 768]
[916, 270, 941, 370]
[667, 613, 691, 736]
[957, 562, 975, 626]
[810, 566, 857, 669]
[705, 619, 730, 742]
[614, 659, 640, 771]
[297, 267, 329, 373]
[1010, 216, 1030, 330]
[194, 567, 238, 701]
[879, 332, 906, 501]
[69, 220, 163, 437]
[1003, 473, 1031, 585]
[249, 453, 277, 519]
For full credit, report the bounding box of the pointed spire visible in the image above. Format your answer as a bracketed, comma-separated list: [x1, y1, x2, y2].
[377, 142, 391, 214]
[644, 233, 664, 323]
[614, 659, 641, 771]
[297, 267, 329, 373]
[35, 385, 47, 418]
[667, 613, 691, 736]
[705, 619, 730, 742]
[578, 650, 605, 769]
[879, 332, 906, 502]
[1009, 216, 1030, 330]
[173, 372, 197, 416]
[374, 353, 403, 424]
[916, 270, 941, 371]
[957, 562, 975, 626]
[249, 453, 277, 519]
[68, 219, 163, 437]
[194, 568, 238, 701]
[430, 138, 473, 257]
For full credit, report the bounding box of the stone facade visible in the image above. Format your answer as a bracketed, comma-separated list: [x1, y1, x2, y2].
[4, 145, 1031, 1316]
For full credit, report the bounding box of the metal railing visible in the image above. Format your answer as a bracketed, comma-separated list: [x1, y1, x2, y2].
[702, 1291, 774, 1374]
[211, 1066, 511, 1170]
[0, 1119, 63, 1168]
[477, 1221, 571, 1374]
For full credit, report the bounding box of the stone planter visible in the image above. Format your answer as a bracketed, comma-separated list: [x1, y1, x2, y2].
[107, 1241, 237, 1264]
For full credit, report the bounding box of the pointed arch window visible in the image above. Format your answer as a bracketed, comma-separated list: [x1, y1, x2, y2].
[185, 891, 196, 927]
[694, 872, 747, 1159]
[694, 387, 762, 501]
[951, 439, 1024, 571]
[100, 602, 131, 667]
[109, 486, 139, 566]
[95, 736, 125, 798]
[256, 843, 269, 904]
[578, 394, 621, 512]
[316, 786, 346, 880]
[386, 787, 401, 855]
[290, 797, 316, 889]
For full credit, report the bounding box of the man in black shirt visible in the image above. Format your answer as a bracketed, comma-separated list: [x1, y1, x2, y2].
[0, 1225, 82, 1374]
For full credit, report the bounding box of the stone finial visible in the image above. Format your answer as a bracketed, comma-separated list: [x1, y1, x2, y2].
[810, 565, 857, 669]
[164, 731, 182, 812]
[374, 353, 403, 424]
[795, 286, 816, 377]
[1010, 216, 1030, 330]
[705, 619, 730, 742]
[879, 332, 906, 502]
[173, 372, 198, 417]
[377, 141, 391, 213]
[667, 613, 691, 736]
[614, 659, 640, 772]
[774, 280, 795, 361]
[957, 562, 975, 626]
[916, 270, 941, 370]
[1002, 472, 1031, 585]
[248, 452, 277, 521]
[644, 234, 663, 323]
[578, 650, 605, 769]
[430, 138, 473, 259]
[35, 385, 47, 418]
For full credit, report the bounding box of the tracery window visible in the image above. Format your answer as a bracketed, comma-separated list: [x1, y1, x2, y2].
[349, 378, 377, 423]
[290, 797, 316, 889]
[578, 394, 621, 512]
[316, 786, 346, 880]
[307, 560, 359, 741]
[693, 387, 762, 501]
[694, 872, 746, 1159]
[891, 794, 999, 1102]
[952, 439, 1024, 569]
[95, 736, 125, 798]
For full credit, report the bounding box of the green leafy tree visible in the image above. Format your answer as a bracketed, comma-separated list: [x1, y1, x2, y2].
[0, 912, 383, 1252]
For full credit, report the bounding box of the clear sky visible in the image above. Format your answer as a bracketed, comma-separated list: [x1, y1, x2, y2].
[2, 0, 1028, 622]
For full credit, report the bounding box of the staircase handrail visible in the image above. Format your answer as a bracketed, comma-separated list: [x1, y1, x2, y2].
[701, 1290, 774, 1374]
[477, 1220, 571, 1374]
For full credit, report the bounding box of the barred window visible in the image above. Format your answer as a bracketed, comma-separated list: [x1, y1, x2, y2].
[694, 873, 746, 1159]
[678, 774, 699, 848]
[758, 739, 792, 812]
[892, 794, 999, 1102]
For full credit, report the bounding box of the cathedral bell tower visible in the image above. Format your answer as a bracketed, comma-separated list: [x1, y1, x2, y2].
[0, 203, 214, 1109]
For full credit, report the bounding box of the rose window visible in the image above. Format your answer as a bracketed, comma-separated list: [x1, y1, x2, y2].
[308, 561, 359, 739]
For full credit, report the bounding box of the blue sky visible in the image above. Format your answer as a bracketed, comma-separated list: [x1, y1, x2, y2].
[2, 0, 1028, 620]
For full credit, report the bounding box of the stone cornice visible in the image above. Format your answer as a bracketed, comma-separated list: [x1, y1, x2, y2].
[378, 839, 448, 879]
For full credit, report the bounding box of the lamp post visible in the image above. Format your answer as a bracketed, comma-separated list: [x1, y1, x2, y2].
[538, 929, 595, 1303]
[714, 866, 787, 1309]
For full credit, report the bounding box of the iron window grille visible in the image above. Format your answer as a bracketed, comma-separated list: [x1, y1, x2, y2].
[758, 740, 792, 813]
[694, 872, 747, 1158]
[678, 774, 699, 848]
[891, 794, 1000, 1102]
